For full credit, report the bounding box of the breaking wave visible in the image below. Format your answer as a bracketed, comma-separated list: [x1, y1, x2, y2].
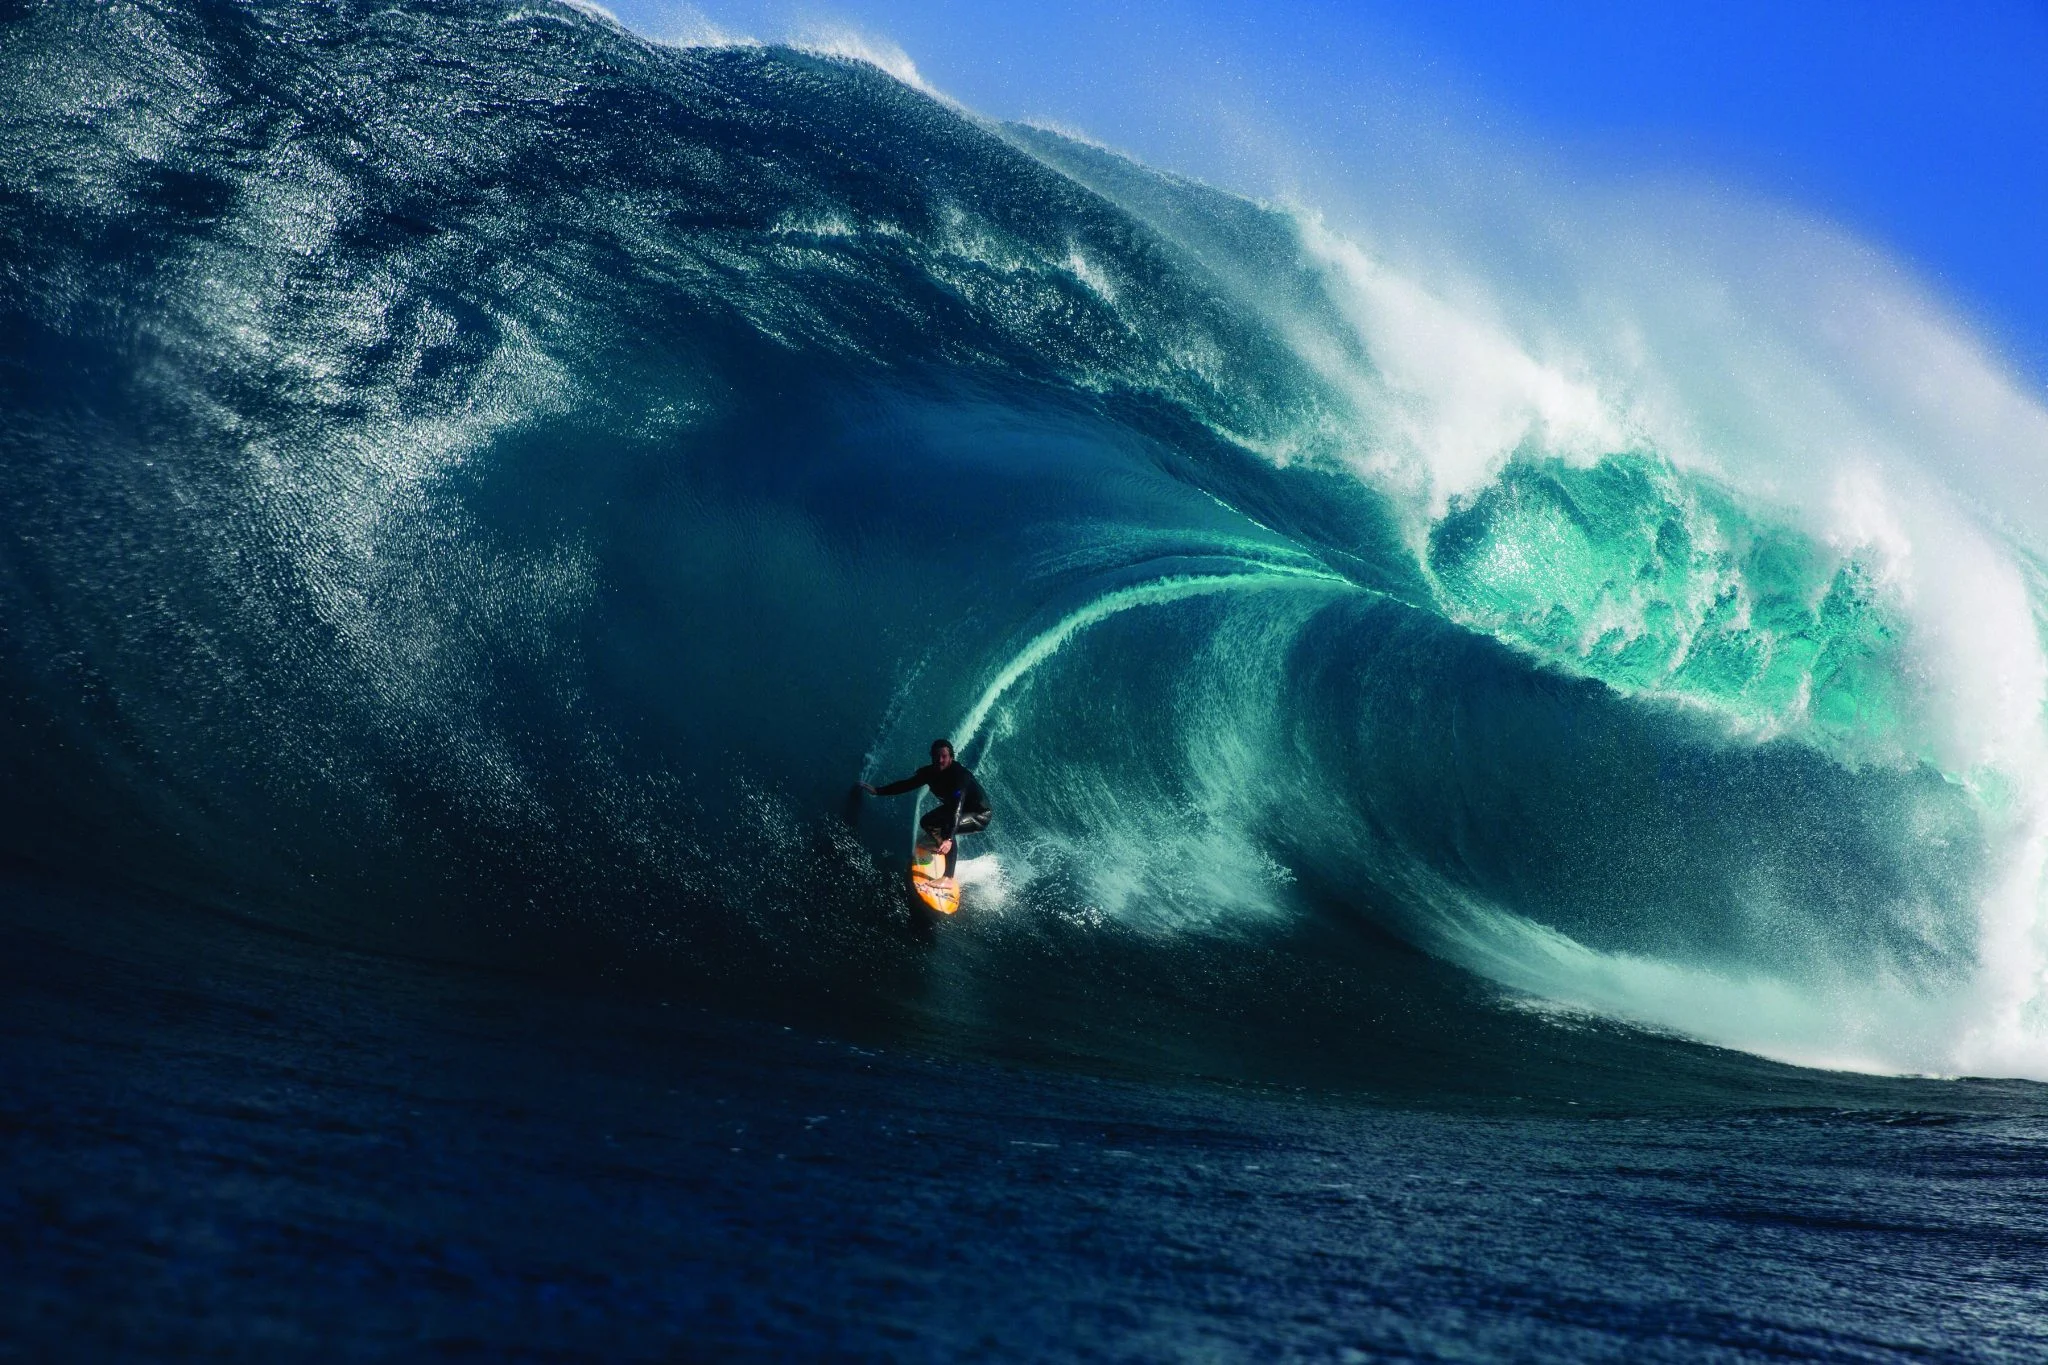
[3, 0, 2045, 1082]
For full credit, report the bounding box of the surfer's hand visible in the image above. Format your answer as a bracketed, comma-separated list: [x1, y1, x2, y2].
[859, 782, 876, 794]
[938, 838, 953, 855]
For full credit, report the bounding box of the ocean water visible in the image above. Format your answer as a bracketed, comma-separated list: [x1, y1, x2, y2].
[3, 1, 2046, 1357]
[8, 881, 2048, 1361]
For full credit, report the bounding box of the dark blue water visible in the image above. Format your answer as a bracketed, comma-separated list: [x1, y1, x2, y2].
[6, 881, 2047, 1360]
[4, 0, 2047, 1355]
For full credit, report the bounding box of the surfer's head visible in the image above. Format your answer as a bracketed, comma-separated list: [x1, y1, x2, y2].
[930, 739, 954, 767]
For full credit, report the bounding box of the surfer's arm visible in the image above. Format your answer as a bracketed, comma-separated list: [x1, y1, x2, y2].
[867, 773, 925, 797]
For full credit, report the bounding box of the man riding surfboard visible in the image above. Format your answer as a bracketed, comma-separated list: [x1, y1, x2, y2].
[861, 739, 991, 880]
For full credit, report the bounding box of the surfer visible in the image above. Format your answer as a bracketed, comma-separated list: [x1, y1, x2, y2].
[862, 739, 991, 878]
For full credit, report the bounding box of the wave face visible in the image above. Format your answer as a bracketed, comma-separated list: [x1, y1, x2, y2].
[4, 0, 2045, 1082]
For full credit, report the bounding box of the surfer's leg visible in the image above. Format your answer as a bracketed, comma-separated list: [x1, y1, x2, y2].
[946, 810, 990, 878]
[919, 809, 955, 874]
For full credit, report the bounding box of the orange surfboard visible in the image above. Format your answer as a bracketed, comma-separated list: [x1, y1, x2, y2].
[908, 834, 961, 915]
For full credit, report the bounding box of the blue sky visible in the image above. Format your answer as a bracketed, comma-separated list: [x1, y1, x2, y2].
[602, 0, 2048, 386]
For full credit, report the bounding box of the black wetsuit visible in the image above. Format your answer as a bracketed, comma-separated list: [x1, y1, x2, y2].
[872, 762, 991, 877]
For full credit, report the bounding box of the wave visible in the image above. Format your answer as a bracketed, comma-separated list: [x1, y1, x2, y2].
[2, 0, 2044, 1083]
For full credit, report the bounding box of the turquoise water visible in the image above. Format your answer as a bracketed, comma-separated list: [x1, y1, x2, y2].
[1430, 452, 1917, 757]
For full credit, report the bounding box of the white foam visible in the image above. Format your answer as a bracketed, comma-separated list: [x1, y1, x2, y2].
[950, 853, 1010, 911]
[1435, 898, 1973, 1077]
[569, 0, 758, 48]
[790, 25, 941, 99]
[1290, 213, 1633, 518]
[552, 0, 622, 26]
